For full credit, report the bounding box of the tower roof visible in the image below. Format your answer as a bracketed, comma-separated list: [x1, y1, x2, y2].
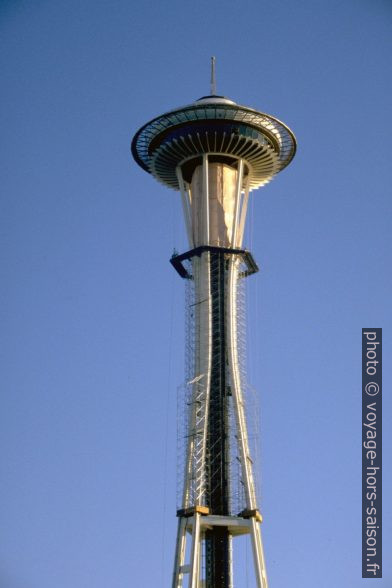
[131, 95, 296, 191]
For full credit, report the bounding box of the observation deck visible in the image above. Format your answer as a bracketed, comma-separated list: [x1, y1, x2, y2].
[131, 95, 296, 191]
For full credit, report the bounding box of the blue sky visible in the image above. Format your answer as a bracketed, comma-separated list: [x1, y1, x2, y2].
[1, 0, 391, 586]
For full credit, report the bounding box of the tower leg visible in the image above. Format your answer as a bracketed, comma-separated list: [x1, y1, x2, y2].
[228, 534, 233, 588]
[250, 518, 269, 588]
[172, 517, 187, 588]
[189, 513, 201, 588]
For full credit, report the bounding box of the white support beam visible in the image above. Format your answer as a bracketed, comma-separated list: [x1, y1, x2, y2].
[189, 513, 201, 588]
[226, 256, 258, 510]
[237, 172, 251, 248]
[202, 154, 209, 245]
[250, 518, 269, 588]
[231, 158, 244, 248]
[172, 517, 188, 588]
[176, 166, 193, 248]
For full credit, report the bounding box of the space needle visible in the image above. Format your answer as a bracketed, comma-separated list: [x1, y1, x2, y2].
[131, 58, 296, 588]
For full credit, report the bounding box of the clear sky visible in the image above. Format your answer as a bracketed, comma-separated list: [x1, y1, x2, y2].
[1, 0, 391, 586]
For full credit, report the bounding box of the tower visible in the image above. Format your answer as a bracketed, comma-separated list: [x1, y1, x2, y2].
[131, 62, 296, 588]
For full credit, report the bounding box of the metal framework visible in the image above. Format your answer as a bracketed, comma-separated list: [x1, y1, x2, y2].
[131, 91, 296, 588]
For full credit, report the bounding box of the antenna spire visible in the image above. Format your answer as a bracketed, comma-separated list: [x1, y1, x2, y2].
[210, 56, 216, 95]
